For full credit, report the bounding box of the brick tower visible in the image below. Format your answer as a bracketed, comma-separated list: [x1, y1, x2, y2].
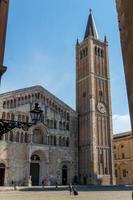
[76, 10, 114, 185]
[0, 0, 9, 82]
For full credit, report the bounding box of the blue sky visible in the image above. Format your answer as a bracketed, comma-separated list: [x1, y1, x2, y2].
[2, 0, 131, 133]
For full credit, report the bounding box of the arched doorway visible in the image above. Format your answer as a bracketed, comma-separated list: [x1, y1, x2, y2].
[62, 165, 68, 185]
[0, 163, 5, 186]
[30, 155, 40, 186]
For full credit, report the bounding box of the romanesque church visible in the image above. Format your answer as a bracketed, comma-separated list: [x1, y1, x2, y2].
[0, 10, 114, 186]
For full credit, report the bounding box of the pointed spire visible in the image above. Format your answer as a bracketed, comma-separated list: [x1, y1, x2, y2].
[84, 9, 99, 40]
[76, 38, 79, 46]
[104, 35, 108, 43]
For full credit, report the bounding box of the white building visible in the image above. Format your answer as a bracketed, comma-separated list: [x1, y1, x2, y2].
[0, 85, 78, 186]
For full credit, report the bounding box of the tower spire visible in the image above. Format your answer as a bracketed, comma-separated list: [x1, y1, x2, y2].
[84, 9, 99, 40]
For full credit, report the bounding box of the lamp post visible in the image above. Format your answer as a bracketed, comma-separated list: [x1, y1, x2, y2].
[0, 103, 43, 136]
[30, 103, 43, 124]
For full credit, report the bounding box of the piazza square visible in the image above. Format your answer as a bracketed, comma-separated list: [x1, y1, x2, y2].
[0, 190, 132, 200]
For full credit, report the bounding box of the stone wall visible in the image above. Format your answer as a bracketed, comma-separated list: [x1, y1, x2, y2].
[116, 0, 133, 131]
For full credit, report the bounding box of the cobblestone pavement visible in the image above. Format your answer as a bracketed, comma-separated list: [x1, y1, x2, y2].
[0, 191, 132, 200]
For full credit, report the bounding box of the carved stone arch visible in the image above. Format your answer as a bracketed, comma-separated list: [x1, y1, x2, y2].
[32, 123, 49, 144]
[2, 112, 6, 119]
[30, 150, 48, 162]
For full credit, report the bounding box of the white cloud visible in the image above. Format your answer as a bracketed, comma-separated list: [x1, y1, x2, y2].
[113, 114, 131, 134]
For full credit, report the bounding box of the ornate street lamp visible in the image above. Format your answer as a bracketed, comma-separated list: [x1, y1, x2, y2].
[30, 103, 43, 124]
[0, 103, 43, 136]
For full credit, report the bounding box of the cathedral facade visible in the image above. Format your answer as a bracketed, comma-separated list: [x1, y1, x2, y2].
[0, 86, 78, 186]
[0, 11, 114, 186]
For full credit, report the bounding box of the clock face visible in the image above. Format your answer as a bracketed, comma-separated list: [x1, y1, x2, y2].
[97, 102, 106, 114]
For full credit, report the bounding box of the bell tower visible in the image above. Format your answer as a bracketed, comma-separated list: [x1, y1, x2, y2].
[76, 10, 114, 185]
[0, 0, 9, 82]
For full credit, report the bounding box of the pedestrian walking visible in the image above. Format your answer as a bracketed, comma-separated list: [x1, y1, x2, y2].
[68, 184, 73, 195]
[72, 186, 78, 196]
[42, 180, 44, 188]
[55, 181, 58, 190]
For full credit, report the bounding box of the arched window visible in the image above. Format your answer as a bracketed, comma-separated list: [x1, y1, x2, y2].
[67, 113, 69, 121]
[21, 96, 24, 104]
[18, 97, 20, 106]
[47, 135, 50, 145]
[99, 90, 103, 98]
[80, 51, 83, 59]
[20, 132, 23, 143]
[95, 46, 97, 55]
[10, 100, 13, 108]
[63, 137, 65, 146]
[11, 113, 15, 121]
[3, 101, 6, 109]
[115, 169, 118, 177]
[98, 48, 100, 56]
[18, 114, 21, 122]
[123, 169, 127, 177]
[25, 96, 27, 103]
[37, 93, 40, 99]
[14, 99, 16, 107]
[47, 119, 50, 127]
[7, 101, 9, 108]
[7, 113, 10, 120]
[32, 94, 34, 101]
[2, 112, 6, 119]
[59, 137, 62, 146]
[25, 133, 28, 143]
[0, 135, 3, 140]
[64, 111, 66, 119]
[59, 121, 62, 129]
[5, 133, 8, 141]
[54, 136, 56, 146]
[9, 131, 13, 142]
[16, 132, 19, 143]
[66, 123, 69, 131]
[54, 120, 57, 129]
[50, 120, 53, 128]
[33, 129, 43, 144]
[28, 95, 31, 102]
[63, 122, 66, 130]
[22, 115, 25, 122]
[26, 116, 29, 123]
[35, 93, 38, 100]
[85, 47, 88, 56]
[101, 49, 104, 57]
[50, 136, 53, 145]
[66, 138, 69, 147]
[83, 49, 85, 57]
